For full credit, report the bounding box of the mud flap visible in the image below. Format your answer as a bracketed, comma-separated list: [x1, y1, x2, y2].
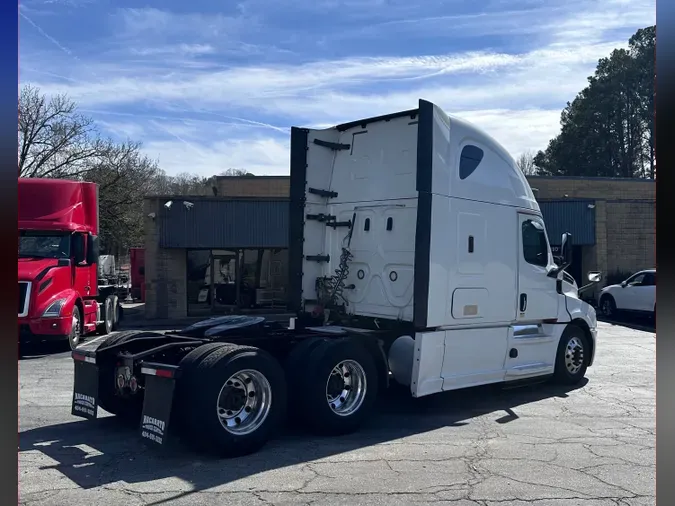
[139, 363, 179, 446]
[71, 357, 99, 419]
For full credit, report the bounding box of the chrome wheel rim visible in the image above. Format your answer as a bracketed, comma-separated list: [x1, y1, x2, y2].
[325, 359, 367, 417]
[216, 369, 272, 435]
[565, 336, 584, 375]
[70, 312, 81, 349]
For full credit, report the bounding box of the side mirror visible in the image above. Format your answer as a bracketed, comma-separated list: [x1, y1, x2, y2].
[578, 270, 603, 295]
[621, 281, 627, 288]
[72, 234, 86, 264]
[86, 233, 100, 265]
[560, 232, 573, 269]
[587, 271, 602, 283]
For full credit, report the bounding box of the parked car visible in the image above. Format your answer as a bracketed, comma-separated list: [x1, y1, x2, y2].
[598, 268, 656, 320]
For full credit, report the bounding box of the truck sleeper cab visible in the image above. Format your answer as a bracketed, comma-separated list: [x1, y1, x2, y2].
[19, 179, 121, 350]
[70, 100, 600, 457]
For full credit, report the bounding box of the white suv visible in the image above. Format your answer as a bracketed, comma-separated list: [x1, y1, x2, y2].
[598, 268, 656, 320]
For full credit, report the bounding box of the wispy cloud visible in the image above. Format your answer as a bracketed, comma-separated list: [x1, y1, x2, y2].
[129, 44, 216, 57]
[19, 10, 76, 57]
[25, 42, 624, 118]
[105, 7, 291, 63]
[19, 0, 655, 176]
[112, 7, 252, 40]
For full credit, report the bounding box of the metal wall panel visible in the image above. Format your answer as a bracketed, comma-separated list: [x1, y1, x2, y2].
[159, 199, 290, 249]
[539, 199, 596, 245]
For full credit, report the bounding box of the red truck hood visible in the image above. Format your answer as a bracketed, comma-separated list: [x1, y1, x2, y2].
[18, 258, 59, 281]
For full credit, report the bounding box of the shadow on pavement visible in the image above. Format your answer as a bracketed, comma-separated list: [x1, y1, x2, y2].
[19, 341, 72, 360]
[19, 377, 588, 505]
[598, 314, 655, 333]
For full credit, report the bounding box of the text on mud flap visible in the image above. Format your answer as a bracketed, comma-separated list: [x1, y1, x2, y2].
[142, 415, 166, 436]
[73, 393, 96, 416]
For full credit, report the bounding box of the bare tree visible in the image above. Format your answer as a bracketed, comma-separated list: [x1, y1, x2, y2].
[221, 168, 255, 177]
[516, 150, 538, 175]
[150, 172, 214, 195]
[18, 85, 164, 253]
[18, 85, 265, 253]
[147, 168, 256, 196]
[18, 85, 110, 178]
[86, 142, 162, 254]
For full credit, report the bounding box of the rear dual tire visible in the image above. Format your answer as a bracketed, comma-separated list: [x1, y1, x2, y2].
[292, 337, 379, 436]
[176, 337, 379, 456]
[176, 344, 287, 457]
[97, 296, 115, 335]
[97, 295, 120, 335]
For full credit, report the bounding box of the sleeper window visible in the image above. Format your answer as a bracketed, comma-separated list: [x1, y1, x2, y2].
[522, 220, 548, 267]
[459, 145, 484, 180]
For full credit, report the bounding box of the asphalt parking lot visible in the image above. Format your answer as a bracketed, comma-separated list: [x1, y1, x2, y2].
[19, 321, 655, 506]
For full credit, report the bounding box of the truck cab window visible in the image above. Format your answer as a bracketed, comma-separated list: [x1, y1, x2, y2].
[19, 231, 71, 259]
[522, 220, 548, 267]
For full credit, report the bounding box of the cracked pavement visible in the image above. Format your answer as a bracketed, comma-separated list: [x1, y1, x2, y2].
[19, 321, 655, 506]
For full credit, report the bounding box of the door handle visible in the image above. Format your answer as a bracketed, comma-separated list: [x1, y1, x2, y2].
[519, 293, 527, 312]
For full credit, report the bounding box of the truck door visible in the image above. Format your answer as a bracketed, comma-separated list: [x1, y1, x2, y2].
[516, 213, 559, 322]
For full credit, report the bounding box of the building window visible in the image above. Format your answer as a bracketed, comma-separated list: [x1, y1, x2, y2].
[240, 248, 288, 309]
[186, 248, 289, 316]
[522, 220, 549, 267]
[186, 250, 213, 316]
[459, 145, 484, 180]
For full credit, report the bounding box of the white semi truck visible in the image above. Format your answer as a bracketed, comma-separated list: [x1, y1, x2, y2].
[70, 100, 601, 457]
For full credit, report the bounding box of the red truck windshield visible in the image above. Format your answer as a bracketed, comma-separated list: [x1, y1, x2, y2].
[19, 231, 71, 259]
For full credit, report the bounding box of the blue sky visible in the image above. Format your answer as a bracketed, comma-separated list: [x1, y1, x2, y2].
[19, 0, 655, 177]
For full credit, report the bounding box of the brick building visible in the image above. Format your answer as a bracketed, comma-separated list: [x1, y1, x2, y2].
[142, 175, 655, 320]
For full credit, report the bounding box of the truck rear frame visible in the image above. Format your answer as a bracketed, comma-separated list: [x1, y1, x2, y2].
[72, 314, 396, 455]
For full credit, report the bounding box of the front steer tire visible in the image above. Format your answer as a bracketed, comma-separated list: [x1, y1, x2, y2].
[68, 306, 83, 351]
[177, 344, 287, 458]
[553, 324, 589, 385]
[298, 337, 379, 436]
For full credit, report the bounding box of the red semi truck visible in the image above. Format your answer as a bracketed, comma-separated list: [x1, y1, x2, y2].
[19, 178, 122, 350]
